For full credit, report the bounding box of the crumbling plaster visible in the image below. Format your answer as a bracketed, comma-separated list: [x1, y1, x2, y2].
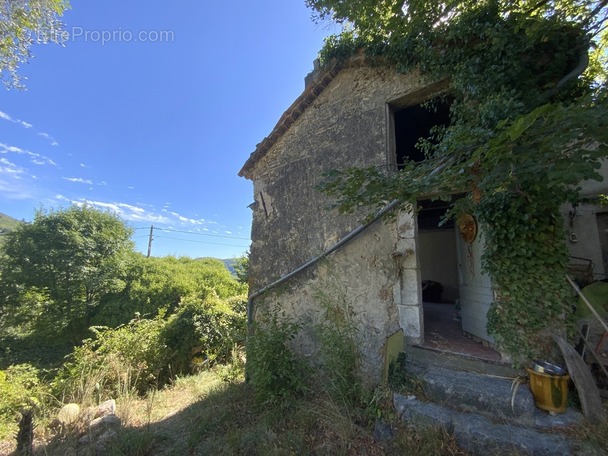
[245, 65, 432, 383]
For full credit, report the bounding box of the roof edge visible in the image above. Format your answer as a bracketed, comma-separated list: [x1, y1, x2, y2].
[238, 52, 368, 180]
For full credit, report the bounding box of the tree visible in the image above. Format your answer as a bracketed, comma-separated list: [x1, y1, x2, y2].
[233, 252, 250, 285]
[0, 0, 70, 89]
[0, 205, 134, 341]
[308, 0, 608, 360]
[96, 255, 248, 327]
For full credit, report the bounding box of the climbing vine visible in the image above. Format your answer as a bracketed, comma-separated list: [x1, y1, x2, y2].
[310, 0, 608, 360]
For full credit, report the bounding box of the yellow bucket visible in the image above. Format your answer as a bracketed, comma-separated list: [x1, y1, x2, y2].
[526, 368, 570, 413]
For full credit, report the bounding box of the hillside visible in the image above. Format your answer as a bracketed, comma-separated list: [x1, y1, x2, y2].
[0, 213, 21, 233]
[0, 213, 21, 247]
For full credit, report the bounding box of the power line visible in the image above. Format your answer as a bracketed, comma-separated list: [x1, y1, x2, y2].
[154, 235, 250, 248]
[155, 227, 250, 241]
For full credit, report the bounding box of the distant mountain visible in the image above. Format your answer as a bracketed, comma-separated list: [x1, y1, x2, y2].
[222, 258, 237, 276]
[0, 212, 22, 247]
[0, 212, 22, 233]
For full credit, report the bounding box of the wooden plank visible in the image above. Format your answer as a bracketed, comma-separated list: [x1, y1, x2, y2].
[554, 335, 606, 424]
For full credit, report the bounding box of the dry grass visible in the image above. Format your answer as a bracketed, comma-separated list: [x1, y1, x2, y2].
[0, 369, 467, 456]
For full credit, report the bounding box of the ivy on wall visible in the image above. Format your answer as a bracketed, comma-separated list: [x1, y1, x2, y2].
[311, 0, 608, 360]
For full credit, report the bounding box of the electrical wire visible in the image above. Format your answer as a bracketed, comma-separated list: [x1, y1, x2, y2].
[154, 227, 250, 240]
[153, 235, 249, 248]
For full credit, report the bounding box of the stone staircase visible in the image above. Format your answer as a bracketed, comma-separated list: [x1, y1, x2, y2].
[393, 345, 603, 455]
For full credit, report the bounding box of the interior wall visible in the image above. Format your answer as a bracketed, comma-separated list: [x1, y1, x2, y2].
[418, 229, 460, 302]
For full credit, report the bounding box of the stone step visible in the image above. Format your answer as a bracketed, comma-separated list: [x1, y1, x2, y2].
[405, 343, 522, 378]
[394, 394, 599, 456]
[405, 362, 584, 429]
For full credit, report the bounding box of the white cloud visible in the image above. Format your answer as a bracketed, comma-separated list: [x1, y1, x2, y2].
[0, 109, 35, 129]
[0, 178, 32, 199]
[72, 199, 171, 224]
[63, 177, 93, 185]
[0, 157, 24, 176]
[0, 142, 57, 166]
[38, 132, 59, 146]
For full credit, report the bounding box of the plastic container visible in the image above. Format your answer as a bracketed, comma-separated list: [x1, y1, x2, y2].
[526, 368, 570, 413]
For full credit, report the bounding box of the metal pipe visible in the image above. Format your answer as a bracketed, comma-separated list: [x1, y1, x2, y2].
[245, 199, 401, 379]
[567, 275, 608, 334]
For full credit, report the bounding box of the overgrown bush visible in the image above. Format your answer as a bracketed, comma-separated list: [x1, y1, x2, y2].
[162, 293, 247, 373]
[315, 289, 363, 405]
[0, 364, 50, 439]
[53, 316, 169, 403]
[247, 307, 307, 403]
[53, 293, 247, 403]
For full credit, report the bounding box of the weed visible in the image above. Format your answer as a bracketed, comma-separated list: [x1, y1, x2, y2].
[247, 305, 307, 403]
[393, 423, 465, 455]
[314, 287, 363, 407]
[387, 352, 425, 396]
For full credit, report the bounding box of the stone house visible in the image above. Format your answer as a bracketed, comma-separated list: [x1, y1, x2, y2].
[239, 56, 608, 384]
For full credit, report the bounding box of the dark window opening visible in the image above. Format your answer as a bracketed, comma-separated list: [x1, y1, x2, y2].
[417, 199, 455, 230]
[394, 100, 451, 169]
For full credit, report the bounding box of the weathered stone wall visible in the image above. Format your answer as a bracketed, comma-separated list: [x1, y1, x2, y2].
[246, 65, 432, 384]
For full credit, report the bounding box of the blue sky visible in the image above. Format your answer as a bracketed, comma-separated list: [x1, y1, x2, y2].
[0, 1, 335, 259]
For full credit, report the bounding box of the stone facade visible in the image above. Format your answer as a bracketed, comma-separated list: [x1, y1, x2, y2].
[240, 58, 608, 384]
[240, 61, 446, 384]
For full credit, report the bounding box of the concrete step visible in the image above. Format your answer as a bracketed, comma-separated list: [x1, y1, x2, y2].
[405, 362, 584, 429]
[394, 394, 600, 456]
[405, 343, 522, 378]
[394, 349, 597, 455]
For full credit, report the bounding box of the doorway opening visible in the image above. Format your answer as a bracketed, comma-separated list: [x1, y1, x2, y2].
[416, 199, 500, 361]
[391, 97, 500, 360]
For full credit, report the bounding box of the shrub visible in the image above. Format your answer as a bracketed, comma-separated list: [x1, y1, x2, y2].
[53, 315, 170, 403]
[0, 364, 50, 439]
[53, 294, 247, 402]
[162, 293, 247, 373]
[315, 290, 362, 405]
[247, 307, 307, 403]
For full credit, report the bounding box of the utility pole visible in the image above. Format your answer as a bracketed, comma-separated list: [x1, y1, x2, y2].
[147, 225, 154, 257]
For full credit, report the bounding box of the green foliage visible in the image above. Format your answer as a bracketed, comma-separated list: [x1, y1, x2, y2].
[53, 292, 247, 402]
[481, 193, 573, 360]
[0, 213, 22, 250]
[310, 0, 608, 360]
[162, 293, 247, 372]
[315, 288, 363, 405]
[247, 306, 307, 403]
[97, 255, 247, 327]
[0, 205, 134, 342]
[52, 316, 169, 403]
[0, 0, 70, 89]
[0, 364, 49, 439]
[233, 252, 250, 285]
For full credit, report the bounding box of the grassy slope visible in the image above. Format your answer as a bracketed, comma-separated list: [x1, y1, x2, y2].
[13, 370, 463, 456]
[0, 212, 21, 233]
[0, 213, 21, 249]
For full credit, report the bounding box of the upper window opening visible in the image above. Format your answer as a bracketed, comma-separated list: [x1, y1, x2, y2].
[394, 99, 451, 169]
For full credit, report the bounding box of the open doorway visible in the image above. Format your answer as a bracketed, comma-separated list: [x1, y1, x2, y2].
[416, 199, 500, 360]
[392, 99, 500, 360]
